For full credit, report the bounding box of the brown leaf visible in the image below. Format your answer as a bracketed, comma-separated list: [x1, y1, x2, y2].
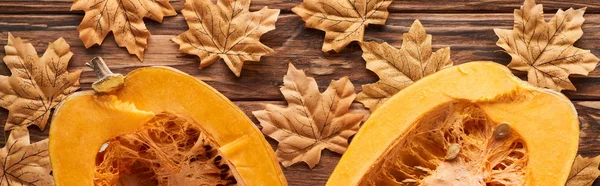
[494, 0, 599, 91]
[292, 0, 393, 52]
[566, 155, 600, 186]
[172, 0, 280, 77]
[1, 33, 82, 131]
[357, 20, 452, 112]
[72, 0, 176, 60]
[252, 63, 364, 168]
[0, 126, 53, 186]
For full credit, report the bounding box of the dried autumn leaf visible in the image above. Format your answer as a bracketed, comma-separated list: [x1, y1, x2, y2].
[253, 63, 364, 168]
[1, 33, 82, 131]
[72, 0, 176, 60]
[357, 20, 452, 112]
[172, 0, 280, 77]
[494, 0, 599, 91]
[292, 0, 393, 52]
[566, 155, 600, 186]
[0, 126, 53, 186]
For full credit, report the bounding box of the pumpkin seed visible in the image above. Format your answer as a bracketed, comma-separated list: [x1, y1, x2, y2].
[494, 122, 511, 140]
[445, 143, 460, 160]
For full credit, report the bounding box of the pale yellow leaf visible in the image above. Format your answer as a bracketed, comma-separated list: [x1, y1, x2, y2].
[566, 155, 600, 186]
[172, 0, 280, 77]
[292, 0, 393, 52]
[253, 63, 364, 168]
[0, 126, 53, 186]
[72, 0, 176, 60]
[357, 20, 452, 112]
[1, 33, 82, 131]
[494, 0, 599, 91]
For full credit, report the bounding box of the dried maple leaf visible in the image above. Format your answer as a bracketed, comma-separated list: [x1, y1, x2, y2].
[1, 33, 82, 131]
[292, 0, 393, 52]
[356, 20, 452, 112]
[566, 155, 600, 186]
[172, 0, 280, 77]
[253, 63, 364, 168]
[494, 0, 599, 91]
[72, 0, 176, 60]
[0, 126, 53, 186]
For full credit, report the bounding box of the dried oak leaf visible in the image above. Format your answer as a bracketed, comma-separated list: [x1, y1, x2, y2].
[1, 33, 82, 131]
[253, 63, 364, 168]
[494, 0, 599, 91]
[71, 0, 176, 60]
[172, 0, 280, 77]
[292, 0, 393, 52]
[566, 155, 600, 186]
[0, 126, 53, 186]
[357, 20, 452, 112]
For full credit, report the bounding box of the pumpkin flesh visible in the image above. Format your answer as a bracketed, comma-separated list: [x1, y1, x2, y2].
[327, 62, 578, 186]
[49, 93, 153, 186]
[360, 101, 528, 185]
[94, 113, 238, 185]
[50, 67, 286, 186]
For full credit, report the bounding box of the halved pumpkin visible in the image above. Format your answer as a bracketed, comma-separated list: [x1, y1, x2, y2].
[49, 58, 286, 185]
[327, 62, 578, 185]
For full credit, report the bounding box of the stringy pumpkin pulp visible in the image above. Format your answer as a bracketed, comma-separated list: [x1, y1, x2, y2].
[360, 102, 528, 185]
[94, 113, 237, 186]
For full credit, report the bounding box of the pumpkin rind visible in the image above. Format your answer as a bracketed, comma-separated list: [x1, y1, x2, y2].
[49, 67, 286, 186]
[326, 62, 578, 186]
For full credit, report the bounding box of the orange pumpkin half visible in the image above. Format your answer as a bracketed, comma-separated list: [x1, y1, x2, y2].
[327, 62, 579, 185]
[49, 58, 286, 186]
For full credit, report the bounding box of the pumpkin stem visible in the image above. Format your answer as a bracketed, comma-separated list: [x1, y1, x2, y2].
[87, 57, 125, 93]
[87, 57, 114, 79]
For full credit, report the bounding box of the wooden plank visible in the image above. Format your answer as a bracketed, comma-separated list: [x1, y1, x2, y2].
[1, 0, 600, 14]
[1, 100, 597, 185]
[0, 0, 599, 185]
[2, 13, 600, 100]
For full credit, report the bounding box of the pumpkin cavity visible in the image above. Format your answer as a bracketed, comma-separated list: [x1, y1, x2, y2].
[360, 101, 528, 185]
[93, 113, 237, 186]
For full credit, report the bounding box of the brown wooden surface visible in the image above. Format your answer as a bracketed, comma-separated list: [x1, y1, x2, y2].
[2, 0, 600, 14]
[1, 0, 600, 185]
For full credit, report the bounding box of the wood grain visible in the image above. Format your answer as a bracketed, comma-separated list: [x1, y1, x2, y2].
[1, 0, 600, 14]
[2, 13, 600, 101]
[2, 0, 600, 185]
